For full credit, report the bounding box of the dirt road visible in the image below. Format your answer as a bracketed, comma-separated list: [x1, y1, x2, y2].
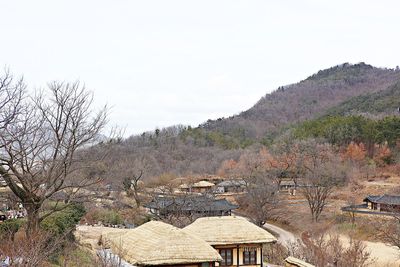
[339, 235, 400, 267]
[263, 222, 298, 246]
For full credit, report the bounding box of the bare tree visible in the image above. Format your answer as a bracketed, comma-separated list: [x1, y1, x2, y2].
[263, 231, 372, 267]
[119, 155, 152, 207]
[238, 174, 278, 226]
[0, 230, 64, 267]
[0, 69, 25, 128]
[0, 79, 108, 235]
[375, 213, 400, 251]
[297, 140, 347, 222]
[345, 195, 358, 226]
[233, 149, 279, 226]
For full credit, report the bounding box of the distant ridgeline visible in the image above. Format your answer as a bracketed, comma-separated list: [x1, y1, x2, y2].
[199, 62, 400, 142]
[103, 63, 400, 178]
[127, 62, 400, 150]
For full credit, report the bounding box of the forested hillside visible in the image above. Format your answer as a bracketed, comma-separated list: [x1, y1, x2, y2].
[98, 63, 400, 186]
[324, 79, 400, 116]
[202, 63, 400, 139]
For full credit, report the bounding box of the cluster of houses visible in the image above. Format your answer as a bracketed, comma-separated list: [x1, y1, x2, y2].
[143, 178, 247, 221]
[178, 179, 247, 194]
[79, 216, 271, 266]
[77, 215, 314, 267]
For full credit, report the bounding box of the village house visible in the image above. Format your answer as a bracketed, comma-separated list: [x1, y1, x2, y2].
[144, 195, 238, 218]
[278, 179, 312, 196]
[184, 216, 277, 267]
[278, 179, 296, 195]
[180, 180, 215, 193]
[215, 180, 247, 194]
[76, 217, 279, 267]
[363, 194, 400, 213]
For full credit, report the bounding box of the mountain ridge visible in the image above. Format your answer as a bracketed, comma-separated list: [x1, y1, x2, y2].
[201, 62, 400, 139]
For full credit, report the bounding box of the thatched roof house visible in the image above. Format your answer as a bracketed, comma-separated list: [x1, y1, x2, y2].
[102, 221, 222, 266]
[184, 216, 276, 266]
[76, 217, 280, 267]
[184, 216, 276, 245]
[180, 180, 215, 193]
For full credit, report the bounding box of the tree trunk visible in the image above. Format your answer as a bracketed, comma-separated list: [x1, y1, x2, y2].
[132, 189, 141, 207]
[366, 140, 375, 158]
[24, 202, 41, 236]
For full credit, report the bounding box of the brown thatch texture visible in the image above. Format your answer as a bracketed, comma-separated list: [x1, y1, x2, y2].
[192, 180, 215, 187]
[285, 256, 315, 267]
[75, 225, 127, 251]
[183, 216, 277, 245]
[76, 222, 222, 266]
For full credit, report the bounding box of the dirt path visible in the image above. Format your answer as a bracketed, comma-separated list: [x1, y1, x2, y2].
[263, 222, 298, 246]
[338, 235, 400, 267]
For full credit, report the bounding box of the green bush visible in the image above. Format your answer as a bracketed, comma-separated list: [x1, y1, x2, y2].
[41, 203, 86, 236]
[84, 208, 123, 225]
[0, 218, 25, 237]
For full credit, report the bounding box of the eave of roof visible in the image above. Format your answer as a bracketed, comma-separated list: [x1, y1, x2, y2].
[184, 216, 276, 245]
[144, 196, 238, 212]
[364, 194, 400, 205]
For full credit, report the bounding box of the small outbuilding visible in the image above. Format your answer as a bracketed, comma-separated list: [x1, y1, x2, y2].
[215, 180, 246, 193]
[363, 194, 400, 212]
[180, 180, 215, 193]
[279, 179, 296, 195]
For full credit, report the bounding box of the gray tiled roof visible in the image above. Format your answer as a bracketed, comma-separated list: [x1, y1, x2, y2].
[364, 194, 400, 205]
[217, 180, 246, 187]
[145, 195, 238, 212]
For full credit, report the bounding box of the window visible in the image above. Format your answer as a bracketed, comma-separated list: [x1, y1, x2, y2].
[243, 250, 257, 265]
[219, 249, 233, 266]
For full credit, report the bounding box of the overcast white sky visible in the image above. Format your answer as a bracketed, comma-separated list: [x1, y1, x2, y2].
[1, 1, 399, 136]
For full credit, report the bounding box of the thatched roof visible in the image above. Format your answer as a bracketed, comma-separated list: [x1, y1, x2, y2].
[192, 180, 215, 187]
[102, 221, 222, 266]
[285, 256, 315, 267]
[184, 216, 276, 245]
